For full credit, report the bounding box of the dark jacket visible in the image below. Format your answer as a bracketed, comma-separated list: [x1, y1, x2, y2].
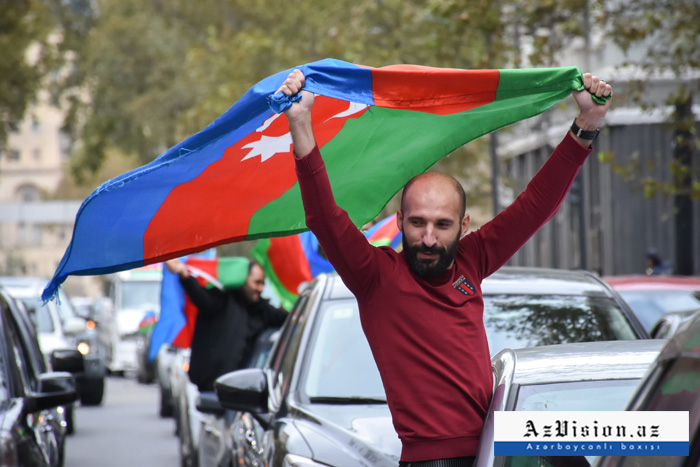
[181, 276, 288, 391]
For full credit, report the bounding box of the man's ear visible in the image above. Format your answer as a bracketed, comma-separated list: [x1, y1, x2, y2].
[396, 209, 403, 233]
[460, 213, 471, 239]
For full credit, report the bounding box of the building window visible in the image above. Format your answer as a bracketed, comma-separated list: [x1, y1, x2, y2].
[32, 117, 41, 133]
[8, 148, 20, 162]
[33, 148, 41, 161]
[16, 184, 41, 202]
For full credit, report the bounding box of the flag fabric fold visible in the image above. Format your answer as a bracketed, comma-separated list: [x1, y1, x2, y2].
[43, 58, 591, 301]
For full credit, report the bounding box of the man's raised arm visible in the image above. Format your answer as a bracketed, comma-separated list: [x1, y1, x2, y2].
[277, 69, 317, 158]
[569, 73, 612, 148]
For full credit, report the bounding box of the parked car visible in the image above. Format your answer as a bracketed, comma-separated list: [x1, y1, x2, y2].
[170, 347, 200, 467]
[70, 295, 118, 375]
[475, 339, 666, 467]
[604, 275, 700, 336]
[0, 277, 107, 418]
[156, 343, 181, 418]
[197, 327, 281, 467]
[594, 309, 700, 467]
[213, 267, 647, 467]
[482, 267, 648, 351]
[0, 284, 83, 466]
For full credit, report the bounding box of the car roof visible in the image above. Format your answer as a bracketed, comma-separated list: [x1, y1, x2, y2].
[502, 339, 667, 386]
[325, 266, 613, 299]
[0, 276, 51, 299]
[604, 274, 700, 291]
[482, 267, 612, 296]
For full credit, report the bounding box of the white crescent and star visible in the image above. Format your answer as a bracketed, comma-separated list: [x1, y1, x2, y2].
[240, 101, 369, 163]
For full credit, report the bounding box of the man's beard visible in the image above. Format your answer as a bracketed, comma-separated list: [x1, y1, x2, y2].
[403, 231, 460, 279]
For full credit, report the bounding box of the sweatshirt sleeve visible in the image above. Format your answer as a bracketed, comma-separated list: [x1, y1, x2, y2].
[180, 276, 225, 318]
[473, 132, 593, 278]
[294, 146, 381, 294]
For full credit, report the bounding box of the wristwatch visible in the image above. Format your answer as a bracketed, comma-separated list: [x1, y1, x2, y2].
[571, 119, 600, 141]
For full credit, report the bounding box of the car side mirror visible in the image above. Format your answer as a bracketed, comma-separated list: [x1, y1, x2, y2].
[50, 349, 85, 373]
[24, 372, 78, 414]
[214, 368, 272, 428]
[196, 391, 225, 416]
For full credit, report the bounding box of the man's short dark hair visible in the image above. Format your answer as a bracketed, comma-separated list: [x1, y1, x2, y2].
[248, 260, 262, 275]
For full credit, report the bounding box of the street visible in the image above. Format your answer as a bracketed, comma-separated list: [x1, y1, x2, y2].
[64, 375, 180, 466]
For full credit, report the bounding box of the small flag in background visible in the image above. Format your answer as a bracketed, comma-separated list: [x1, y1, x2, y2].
[365, 213, 402, 249]
[254, 213, 402, 308]
[43, 59, 595, 301]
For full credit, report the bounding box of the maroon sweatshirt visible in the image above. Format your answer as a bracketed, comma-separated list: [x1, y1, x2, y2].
[295, 132, 592, 462]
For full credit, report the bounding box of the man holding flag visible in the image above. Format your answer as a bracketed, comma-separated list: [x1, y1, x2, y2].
[276, 69, 611, 466]
[164, 258, 288, 392]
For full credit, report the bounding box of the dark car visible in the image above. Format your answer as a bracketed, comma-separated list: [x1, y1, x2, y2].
[0, 277, 107, 413]
[0, 286, 83, 466]
[197, 327, 282, 467]
[214, 267, 646, 467]
[594, 309, 700, 467]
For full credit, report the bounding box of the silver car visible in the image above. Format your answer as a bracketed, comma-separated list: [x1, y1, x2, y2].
[476, 339, 667, 467]
[214, 268, 652, 467]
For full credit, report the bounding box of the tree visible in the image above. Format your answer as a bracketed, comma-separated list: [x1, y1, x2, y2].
[0, 0, 59, 151]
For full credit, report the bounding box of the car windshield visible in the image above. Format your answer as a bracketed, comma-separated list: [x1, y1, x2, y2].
[515, 379, 640, 412]
[119, 281, 161, 311]
[484, 294, 639, 353]
[505, 379, 641, 467]
[303, 299, 385, 401]
[618, 290, 700, 331]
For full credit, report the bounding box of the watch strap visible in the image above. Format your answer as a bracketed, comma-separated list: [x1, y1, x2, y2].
[571, 119, 600, 140]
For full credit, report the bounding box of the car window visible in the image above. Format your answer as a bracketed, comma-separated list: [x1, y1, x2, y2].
[505, 379, 641, 467]
[619, 290, 700, 331]
[303, 299, 384, 400]
[515, 379, 640, 412]
[0, 305, 12, 402]
[1, 305, 35, 395]
[616, 357, 700, 467]
[269, 294, 310, 402]
[484, 294, 639, 352]
[118, 281, 161, 311]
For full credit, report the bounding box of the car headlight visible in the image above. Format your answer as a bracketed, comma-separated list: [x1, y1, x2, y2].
[283, 454, 327, 467]
[77, 341, 91, 355]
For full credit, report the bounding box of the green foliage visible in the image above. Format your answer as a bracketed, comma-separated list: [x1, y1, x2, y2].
[5, 0, 697, 204]
[0, 0, 59, 151]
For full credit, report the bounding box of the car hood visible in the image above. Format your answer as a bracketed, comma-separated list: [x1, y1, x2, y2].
[293, 403, 400, 467]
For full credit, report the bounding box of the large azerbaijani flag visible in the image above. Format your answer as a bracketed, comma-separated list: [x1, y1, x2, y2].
[43, 58, 594, 301]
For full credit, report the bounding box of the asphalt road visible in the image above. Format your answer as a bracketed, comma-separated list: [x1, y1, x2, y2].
[64, 375, 180, 466]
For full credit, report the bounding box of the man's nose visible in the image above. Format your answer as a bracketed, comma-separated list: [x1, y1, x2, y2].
[422, 225, 437, 247]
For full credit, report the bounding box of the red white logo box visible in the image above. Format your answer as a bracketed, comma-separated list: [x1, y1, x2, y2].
[494, 411, 689, 456]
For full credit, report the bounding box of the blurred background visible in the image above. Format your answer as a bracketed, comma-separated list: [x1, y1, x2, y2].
[1, 0, 698, 299]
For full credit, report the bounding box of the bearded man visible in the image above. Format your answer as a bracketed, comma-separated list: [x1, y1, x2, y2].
[277, 69, 612, 467]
